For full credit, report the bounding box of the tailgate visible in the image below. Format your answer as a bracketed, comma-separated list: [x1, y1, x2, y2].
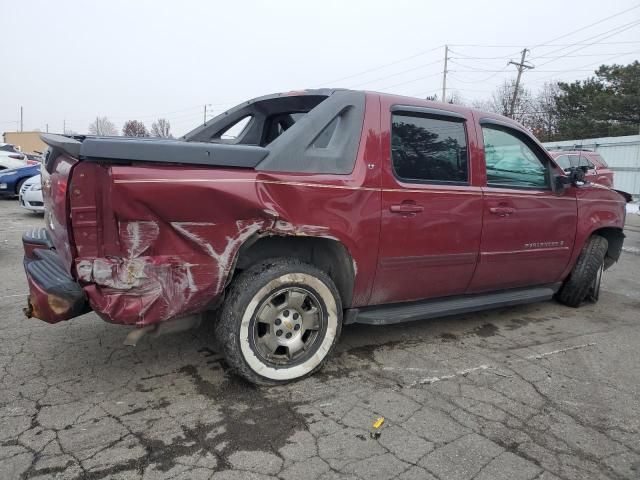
[41, 135, 83, 272]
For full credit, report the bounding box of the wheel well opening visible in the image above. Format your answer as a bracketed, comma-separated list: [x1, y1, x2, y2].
[234, 236, 355, 307]
[592, 227, 625, 269]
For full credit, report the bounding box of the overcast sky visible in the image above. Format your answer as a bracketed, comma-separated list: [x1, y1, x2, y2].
[1, 0, 639, 136]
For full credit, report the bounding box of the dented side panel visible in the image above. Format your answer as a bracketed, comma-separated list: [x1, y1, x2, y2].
[68, 93, 383, 326]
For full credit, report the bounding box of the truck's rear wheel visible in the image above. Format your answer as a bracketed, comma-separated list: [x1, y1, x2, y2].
[557, 235, 608, 308]
[216, 258, 342, 385]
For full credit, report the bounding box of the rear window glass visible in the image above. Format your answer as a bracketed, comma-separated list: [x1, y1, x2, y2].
[220, 116, 252, 140]
[391, 114, 468, 184]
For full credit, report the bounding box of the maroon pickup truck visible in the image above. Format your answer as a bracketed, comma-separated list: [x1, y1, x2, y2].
[23, 89, 628, 384]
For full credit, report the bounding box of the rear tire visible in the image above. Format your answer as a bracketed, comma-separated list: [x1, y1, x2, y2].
[215, 258, 342, 385]
[557, 235, 608, 308]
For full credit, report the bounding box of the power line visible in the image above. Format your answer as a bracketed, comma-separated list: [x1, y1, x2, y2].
[449, 14, 640, 88]
[449, 40, 640, 48]
[533, 51, 640, 58]
[528, 4, 640, 50]
[375, 71, 443, 91]
[310, 44, 444, 88]
[346, 58, 443, 88]
[526, 48, 640, 84]
[531, 19, 640, 65]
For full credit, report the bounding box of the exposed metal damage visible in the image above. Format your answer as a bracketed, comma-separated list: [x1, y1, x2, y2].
[74, 216, 338, 327]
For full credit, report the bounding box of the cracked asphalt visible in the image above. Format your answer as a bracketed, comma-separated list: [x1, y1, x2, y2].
[1, 198, 639, 480]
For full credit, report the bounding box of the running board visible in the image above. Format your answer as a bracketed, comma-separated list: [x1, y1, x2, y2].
[345, 285, 559, 326]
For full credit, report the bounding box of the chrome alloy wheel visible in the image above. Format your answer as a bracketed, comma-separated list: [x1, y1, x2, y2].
[250, 287, 325, 366]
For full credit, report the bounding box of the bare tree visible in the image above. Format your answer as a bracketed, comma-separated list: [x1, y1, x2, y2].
[150, 118, 172, 138]
[446, 91, 466, 106]
[529, 82, 560, 141]
[479, 79, 535, 128]
[425, 91, 465, 105]
[122, 120, 149, 137]
[88, 116, 117, 136]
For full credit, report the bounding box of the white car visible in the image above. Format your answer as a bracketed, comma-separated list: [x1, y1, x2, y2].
[19, 174, 44, 213]
[0, 143, 27, 170]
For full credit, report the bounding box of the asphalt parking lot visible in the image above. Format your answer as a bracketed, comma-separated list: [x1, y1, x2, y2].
[1, 198, 639, 480]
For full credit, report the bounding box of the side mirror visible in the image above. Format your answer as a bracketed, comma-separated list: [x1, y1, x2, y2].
[555, 166, 587, 190]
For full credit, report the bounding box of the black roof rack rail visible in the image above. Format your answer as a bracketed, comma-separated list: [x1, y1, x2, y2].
[546, 145, 595, 152]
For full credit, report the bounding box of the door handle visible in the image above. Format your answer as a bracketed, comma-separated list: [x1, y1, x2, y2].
[489, 206, 515, 216]
[390, 203, 424, 214]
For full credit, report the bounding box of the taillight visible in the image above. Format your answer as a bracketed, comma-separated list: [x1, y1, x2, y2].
[26, 160, 40, 165]
[56, 179, 67, 199]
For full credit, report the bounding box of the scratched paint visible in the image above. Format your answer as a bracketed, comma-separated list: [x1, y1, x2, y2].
[74, 214, 338, 326]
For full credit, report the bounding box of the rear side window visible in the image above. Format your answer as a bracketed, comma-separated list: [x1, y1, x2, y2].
[391, 114, 468, 184]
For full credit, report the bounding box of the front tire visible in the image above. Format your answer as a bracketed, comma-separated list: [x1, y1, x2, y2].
[15, 178, 26, 196]
[216, 258, 342, 385]
[557, 235, 608, 308]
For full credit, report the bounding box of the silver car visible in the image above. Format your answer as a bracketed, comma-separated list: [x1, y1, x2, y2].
[19, 174, 44, 213]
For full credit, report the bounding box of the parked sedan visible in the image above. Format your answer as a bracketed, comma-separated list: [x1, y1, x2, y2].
[0, 143, 27, 170]
[25, 153, 43, 165]
[19, 174, 44, 213]
[0, 164, 41, 197]
[549, 150, 614, 188]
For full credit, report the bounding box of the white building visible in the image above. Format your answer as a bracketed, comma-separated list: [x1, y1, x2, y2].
[543, 134, 640, 198]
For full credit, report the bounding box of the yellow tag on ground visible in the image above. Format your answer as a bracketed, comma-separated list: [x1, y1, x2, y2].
[372, 417, 385, 429]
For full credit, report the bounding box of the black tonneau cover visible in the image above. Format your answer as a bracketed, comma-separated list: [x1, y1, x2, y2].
[40, 134, 268, 169]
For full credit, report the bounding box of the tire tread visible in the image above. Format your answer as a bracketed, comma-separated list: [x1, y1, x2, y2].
[557, 235, 608, 308]
[215, 258, 342, 385]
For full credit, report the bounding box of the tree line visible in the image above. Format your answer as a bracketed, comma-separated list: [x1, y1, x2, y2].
[440, 61, 639, 142]
[88, 117, 173, 138]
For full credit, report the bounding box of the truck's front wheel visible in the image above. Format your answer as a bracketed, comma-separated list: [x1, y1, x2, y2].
[557, 235, 608, 308]
[216, 258, 342, 385]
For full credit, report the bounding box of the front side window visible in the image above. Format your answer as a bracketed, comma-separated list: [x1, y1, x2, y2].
[482, 126, 549, 189]
[391, 114, 468, 184]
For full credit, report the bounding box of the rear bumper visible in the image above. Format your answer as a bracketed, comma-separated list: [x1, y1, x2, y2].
[23, 228, 90, 323]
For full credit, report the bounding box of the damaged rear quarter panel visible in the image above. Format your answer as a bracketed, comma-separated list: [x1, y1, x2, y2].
[71, 163, 381, 325]
[70, 93, 382, 326]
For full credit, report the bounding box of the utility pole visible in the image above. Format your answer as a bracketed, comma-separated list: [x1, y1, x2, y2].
[63, 119, 66, 134]
[508, 48, 534, 118]
[204, 104, 207, 125]
[441, 45, 449, 103]
[20, 106, 23, 132]
[46, 124, 49, 133]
